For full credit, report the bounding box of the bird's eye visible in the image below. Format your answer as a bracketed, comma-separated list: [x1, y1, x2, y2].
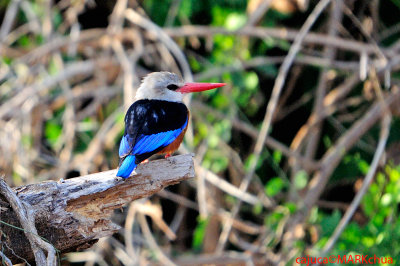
[167, 84, 179, 91]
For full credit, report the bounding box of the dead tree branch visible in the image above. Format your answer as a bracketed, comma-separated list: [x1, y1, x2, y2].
[0, 176, 57, 266]
[0, 154, 194, 264]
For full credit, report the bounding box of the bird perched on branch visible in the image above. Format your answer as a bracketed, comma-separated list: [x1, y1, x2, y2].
[117, 72, 226, 178]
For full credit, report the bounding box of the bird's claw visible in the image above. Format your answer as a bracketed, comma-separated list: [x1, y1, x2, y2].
[165, 154, 171, 159]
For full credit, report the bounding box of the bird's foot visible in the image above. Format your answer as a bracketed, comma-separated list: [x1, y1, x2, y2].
[165, 154, 171, 159]
[142, 159, 149, 164]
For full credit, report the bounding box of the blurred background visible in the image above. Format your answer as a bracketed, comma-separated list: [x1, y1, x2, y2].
[1, 0, 400, 265]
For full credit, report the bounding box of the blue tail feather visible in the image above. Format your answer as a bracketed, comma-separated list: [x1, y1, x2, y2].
[117, 155, 137, 178]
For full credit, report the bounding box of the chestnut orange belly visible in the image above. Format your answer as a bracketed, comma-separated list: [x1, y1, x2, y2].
[158, 123, 188, 154]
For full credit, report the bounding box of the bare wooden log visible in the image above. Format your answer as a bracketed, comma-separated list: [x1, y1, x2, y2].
[0, 154, 194, 264]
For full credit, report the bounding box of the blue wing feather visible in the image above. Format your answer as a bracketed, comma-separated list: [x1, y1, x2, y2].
[119, 122, 186, 157]
[117, 99, 189, 178]
[119, 135, 132, 157]
[118, 118, 187, 166]
[116, 155, 137, 178]
[132, 124, 186, 154]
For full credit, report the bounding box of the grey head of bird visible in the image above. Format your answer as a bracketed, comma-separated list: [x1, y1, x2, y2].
[135, 72, 185, 102]
[135, 71, 226, 102]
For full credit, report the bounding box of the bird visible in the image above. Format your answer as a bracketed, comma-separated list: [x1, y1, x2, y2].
[117, 72, 226, 178]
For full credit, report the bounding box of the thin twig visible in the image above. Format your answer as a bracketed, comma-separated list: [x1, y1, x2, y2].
[0, 250, 13, 266]
[303, 88, 399, 211]
[0, 60, 95, 119]
[290, 0, 343, 199]
[304, 0, 343, 160]
[137, 213, 176, 266]
[196, 165, 266, 207]
[124, 202, 139, 264]
[0, 0, 22, 41]
[283, 87, 400, 253]
[316, 113, 391, 262]
[0, 176, 56, 266]
[245, 0, 273, 27]
[164, 25, 392, 56]
[124, 8, 192, 82]
[191, 100, 319, 171]
[164, 0, 182, 27]
[216, 0, 332, 253]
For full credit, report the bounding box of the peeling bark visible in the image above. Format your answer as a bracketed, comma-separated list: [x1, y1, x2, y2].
[0, 154, 194, 264]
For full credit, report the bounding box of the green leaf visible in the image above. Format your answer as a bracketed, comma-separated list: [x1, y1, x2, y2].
[255, 64, 278, 77]
[189, 56, 202, 71]
[358, 159, 369, 175]
[179, 0, 193, 19]
[284, 202, 297, 214]
[225, 13, 246, 30]
[389, 167, 400, 182]
[48, 58, 58, 75]
[211, 156, 229, 173]
[208, 134, 219, 148]
[323, 135, 332, 148]
[294, 170, 308, 190]
[197, 122, 208, 138]
[362, 192, 375, 217]
[53, 10, 63, 28]
[244, 72, 259, 91]
[265, 177, 285, 197]
[272, 150, 282, 164]
[252, 203, 263, 215]
[192, 217, 209, 252]
[320, 209, 341, 236]
[212, 93, 230, 109]
[380, 193, 392, 207]
[361, 236, 375, 248]
[17, 35, 30, 47]
[244, 154, 264, 172]
[45, 121, 62, 148]
[214, 119, 231, 142]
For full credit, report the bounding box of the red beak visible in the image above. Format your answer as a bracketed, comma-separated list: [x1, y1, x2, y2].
[176, 82, 226, 93]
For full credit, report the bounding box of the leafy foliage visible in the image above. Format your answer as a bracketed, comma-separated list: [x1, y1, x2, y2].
[314, 165, 400, 262]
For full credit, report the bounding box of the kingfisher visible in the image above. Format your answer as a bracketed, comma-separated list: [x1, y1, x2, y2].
[117, 72, 226, 178]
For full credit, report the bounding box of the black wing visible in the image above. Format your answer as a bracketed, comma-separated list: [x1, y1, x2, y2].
[118, 99, 188, 163]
